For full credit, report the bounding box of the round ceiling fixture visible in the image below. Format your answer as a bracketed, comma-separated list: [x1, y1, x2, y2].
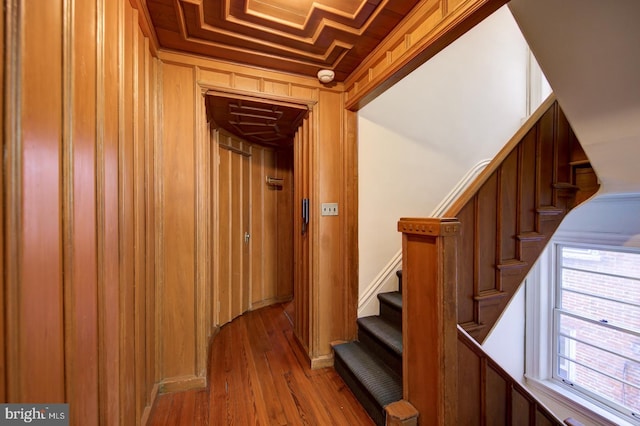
[317, 69, 335, 84]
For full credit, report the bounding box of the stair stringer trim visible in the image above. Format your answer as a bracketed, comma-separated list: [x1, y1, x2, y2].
[358, 159, 491, 317]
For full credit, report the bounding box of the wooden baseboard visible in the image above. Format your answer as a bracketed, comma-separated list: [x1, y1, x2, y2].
[158, 375, 207, 394]
[310, 352, 334, 369]
[250, 295, 293, 311]
[140, 383, 160, 426]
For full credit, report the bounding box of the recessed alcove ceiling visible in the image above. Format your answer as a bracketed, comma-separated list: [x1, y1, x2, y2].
[145, 0, 421, 82]
[205, 92, 308, 147]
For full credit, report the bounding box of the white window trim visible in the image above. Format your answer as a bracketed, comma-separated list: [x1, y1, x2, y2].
[525, 233, 640, 426]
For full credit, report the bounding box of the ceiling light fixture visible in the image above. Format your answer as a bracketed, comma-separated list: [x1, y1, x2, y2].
[317, 69, 335, 84]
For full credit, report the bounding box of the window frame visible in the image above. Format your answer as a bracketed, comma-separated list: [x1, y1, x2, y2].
[525, 236, 640, 426]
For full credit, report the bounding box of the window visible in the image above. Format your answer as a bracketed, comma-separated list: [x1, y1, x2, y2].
[552, 244, 640, 422]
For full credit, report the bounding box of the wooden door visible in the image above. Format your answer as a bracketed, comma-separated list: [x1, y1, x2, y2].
[217, 141, 251, 325]
[215, 129, 294, 327]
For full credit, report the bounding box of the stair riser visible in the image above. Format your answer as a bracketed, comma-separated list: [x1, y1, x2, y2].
[358, 328, 402, 377]
[334, 353, 387, 426]
[378, 303, 402, 330]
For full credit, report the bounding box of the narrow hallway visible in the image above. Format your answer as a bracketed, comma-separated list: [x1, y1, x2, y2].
[147, 303, 374, 425]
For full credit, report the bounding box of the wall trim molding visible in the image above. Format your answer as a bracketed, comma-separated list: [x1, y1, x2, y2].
[358, 159, 491, 315]
[140, 383, 159, 426]
[157, 375, 207, 394]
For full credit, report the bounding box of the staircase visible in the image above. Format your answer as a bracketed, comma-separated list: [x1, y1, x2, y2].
[333, 271, 403, 426]
[446, 97, 598, 343]
[337, 96, 600, 425]
[396, 96, 599, 424]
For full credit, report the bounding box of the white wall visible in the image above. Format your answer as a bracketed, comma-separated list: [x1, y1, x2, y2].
[483, 284, 527, 381]
[358, 6, 534, 316]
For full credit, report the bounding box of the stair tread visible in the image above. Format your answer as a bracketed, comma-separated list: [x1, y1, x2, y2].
[358, 316, 403, 355]
[333, 341, 402, 408]
[518, 232, 545, 241]
[537, 206, 564, 215]
[377, 291, 402, 311]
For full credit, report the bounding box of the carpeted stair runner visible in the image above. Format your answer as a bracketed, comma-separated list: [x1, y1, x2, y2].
[333, 271, 403, 426]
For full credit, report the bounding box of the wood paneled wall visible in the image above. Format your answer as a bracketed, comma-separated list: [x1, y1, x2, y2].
[445, 98, 597, 343]
[1, 0, 6, 405]
[3, 1, 358, 419]
[457, 328, 563, 425]
[156, 51, 358, 380]
[2, 0, 157, 424]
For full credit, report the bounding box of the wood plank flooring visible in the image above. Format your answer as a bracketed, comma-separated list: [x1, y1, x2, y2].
[147, 302, 375, 425]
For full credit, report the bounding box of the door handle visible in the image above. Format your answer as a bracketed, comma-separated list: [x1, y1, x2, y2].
[244, 232, 250, 243]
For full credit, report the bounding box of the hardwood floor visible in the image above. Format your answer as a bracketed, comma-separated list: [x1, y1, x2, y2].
[147, 302, 375, 425]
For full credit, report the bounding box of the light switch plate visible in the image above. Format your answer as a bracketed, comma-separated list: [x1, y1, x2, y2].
[321, 202, 338, 216]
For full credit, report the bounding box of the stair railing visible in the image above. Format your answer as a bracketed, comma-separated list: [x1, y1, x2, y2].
[396, 94, 598, 425]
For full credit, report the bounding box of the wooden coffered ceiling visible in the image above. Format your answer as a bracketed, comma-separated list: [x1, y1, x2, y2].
[205, 92, 309, 146]
[145, 0, 422, 82]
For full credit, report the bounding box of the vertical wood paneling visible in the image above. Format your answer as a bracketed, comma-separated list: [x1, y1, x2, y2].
[343, 107, 358, 341]
[276, 148, 294, 300]
[519, 129, 537, 234]
[316, 89, 345, 359]
[3, 0, 157, 422]
[537, 107, 555, 207]
[457, 331, 564, 426]
[17, 0, 66, 402]
[241, 153, 251, 313]
[249, 144, 281, 308]
[0, 0, 5, 402]
[98, 0, 122, 421]
[251, 148, 265, 305]
[457, 340, 481, 425]
[453, 100, 594, 344]
[195, 84, 211, 382]
[511, 388, 530, 424]
[218, 146, 232, 325]
[294, 118, 311, 351]
[145, 52, 158, 410]
[486, 366, 508, 424]
[230, 151, 243, 318]
[262, 148, 277, 303]
[134, 22, 148, 422]
[555, 107, 571, 185]
[500, 151, 518, 261]
[99, 0, 124, 421]
[120, 3, 136, 420]
[159, 63, 197, 380]
[477, 174, 498, 294]
[65, 0, 99, 421]
[457, 202, 476, 325]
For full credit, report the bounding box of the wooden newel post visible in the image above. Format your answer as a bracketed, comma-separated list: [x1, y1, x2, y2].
[397, 218, 459, 426]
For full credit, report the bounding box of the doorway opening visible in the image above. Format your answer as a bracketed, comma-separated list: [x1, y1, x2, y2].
[204, 91, 308, 328]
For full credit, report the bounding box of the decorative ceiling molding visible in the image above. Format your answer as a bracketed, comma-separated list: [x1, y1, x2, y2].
[145, 0, 421, 81]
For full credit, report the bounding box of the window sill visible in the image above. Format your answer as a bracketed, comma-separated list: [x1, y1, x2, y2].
[524, 376, 636, 426]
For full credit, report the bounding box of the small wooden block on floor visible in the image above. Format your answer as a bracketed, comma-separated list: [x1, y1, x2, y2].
[385, 400, 418, 426]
